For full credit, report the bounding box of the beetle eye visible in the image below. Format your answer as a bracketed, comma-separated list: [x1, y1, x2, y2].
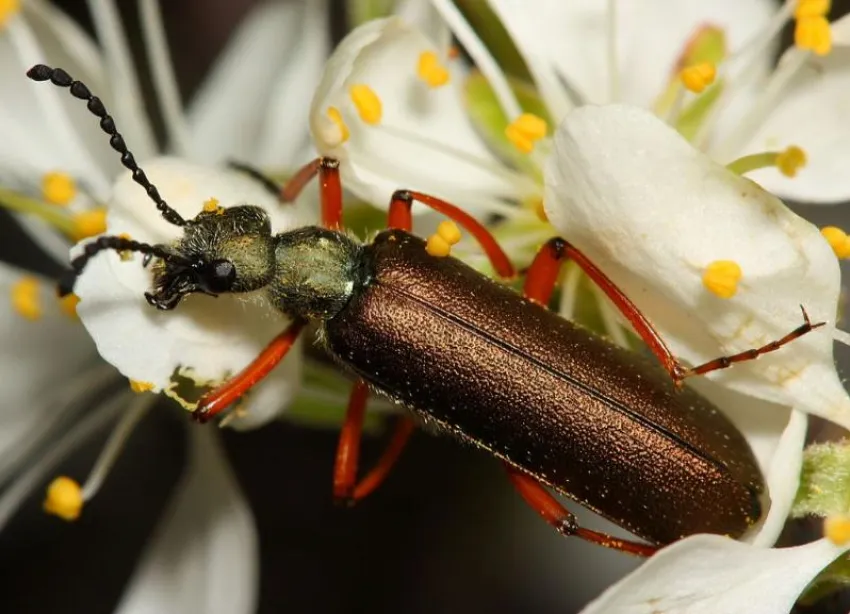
[203, 259, 236, 293]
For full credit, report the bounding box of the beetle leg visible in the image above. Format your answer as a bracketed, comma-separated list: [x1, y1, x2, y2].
[681, 305, 825, 378]
[333, 380, 416, 504]
[387, 190, 516, 279]
[192, 319, 307, 423]
[505, 466, 658, 557]
[227, 158, 343, 229]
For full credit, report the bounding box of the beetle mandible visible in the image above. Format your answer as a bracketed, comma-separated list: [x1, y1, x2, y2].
[29, 64, 824, 557]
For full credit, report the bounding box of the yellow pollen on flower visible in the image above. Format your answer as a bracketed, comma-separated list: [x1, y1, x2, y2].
[326, 106, 350, 144]
[116, 232, 134, 261]
[505, 113, 548, 154]
[129, 379, 155, 393]
[41, 171, 77, 206]
[426, 235, 452, 258]
[776, 145, 807, 177]
[436, 220, 462, 245]
[71, 208, 107, 240]
[795, 16, 832, 55]
[43, 476, 83, 521]
[820, 227, 850, 259]
[417, 51, 450, 88]
[680, 62, 717, 93]
[203, 197, 220, 213]
[0, 0, 20, 28]
[702, 260, 742, 299]
[11, 276, 41, 320]
[58, 293, 80, 319]
[824, 514, 850, 545]
[795, 0, 831, 19]
[349, 84, 382, 125]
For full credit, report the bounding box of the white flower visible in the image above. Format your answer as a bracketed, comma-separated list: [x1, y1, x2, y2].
[581, 534, 850, 614]
[0, 0, 329, 611]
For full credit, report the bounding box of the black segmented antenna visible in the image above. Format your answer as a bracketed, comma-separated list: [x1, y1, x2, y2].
[57, 235, 188, 297]
[27, 64, 187, 227]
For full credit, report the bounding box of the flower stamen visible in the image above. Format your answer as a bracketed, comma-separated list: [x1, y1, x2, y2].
[58, 293, 80, 319]
[43, 476, 82, 521]
[349, 84, 382, 125]
[505, 113, 548, 154]
[824, 514, 850, 545]
[41, 171, 77, 206]
[820, 227, 850, 259]
[795, 15, 832, 55]
[129, 379, 155, 393]
[702, 260, 742, 298]
[725, 146, 807, 178]
[795, 0, 831, 19]
[680, 62, 717, 94]
[11, 276, 41, 320]
[417, 51, 450, 88]
[0, 0, 20, 28]
[71, 208, 107, 240]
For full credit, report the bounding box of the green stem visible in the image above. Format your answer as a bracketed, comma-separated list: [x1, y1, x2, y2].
[0, 187, 77, 236]
[725, 152, 778, 176]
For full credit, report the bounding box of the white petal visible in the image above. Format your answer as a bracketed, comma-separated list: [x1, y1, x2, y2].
[486, 0, 777, 106]
[689, 379, 806, 546]
[115, 427, 258, 614]
[309, 18, 536, 215]
[75, 158, 306, 427]
[580, 535, 848, 614]
[726, 15, 850, 203]
[0, 264, 100, 479]
[544, 105, 850, 428]
[186, 0, 329, 168]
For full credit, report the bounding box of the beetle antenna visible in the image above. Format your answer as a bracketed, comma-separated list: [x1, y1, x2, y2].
[58, 235, 187, 297]
[26, 64, 187, 227]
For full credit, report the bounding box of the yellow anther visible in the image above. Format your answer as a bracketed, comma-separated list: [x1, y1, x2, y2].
[820, 227, 850, 259]
[505, 113, 548, 154]
[796, 16, 832, 55]
[534, 200, 548, 223]
[349, 84, 382, 125]
[129, 380, 155, 393]
[41, 171, 77, 206]
[43, 476, 83, 521]
[680, 62, 717, 93]
[795, 0, 831, 19]
[426, 234, 452, 258]
[0, 0, 20, 28]
[824, 514, 850, 545]
[71, 208, 107, 240]
[203, 197, 220, 213]
[776, 145, 807, 178]
[417, 51, 450, 88]
[58, 293, 80, 319]
[436, 220, 461, 245]
[702, 260, 742, 299]
[11, 276, 41, 320]
[326, 106, 350, 144]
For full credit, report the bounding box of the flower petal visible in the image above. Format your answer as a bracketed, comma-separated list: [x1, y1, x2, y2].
[75, 158, 306, 428]
[723, 15, 850, 203]
[186, 0, 330, 169]
[0, 263, 101, 481]
[115, 427, 258, 614]
[309, 18, 536, 215]
[544, 105, 850, 428]
[483, 0, 777, 106]
[580, 535, 848, 614]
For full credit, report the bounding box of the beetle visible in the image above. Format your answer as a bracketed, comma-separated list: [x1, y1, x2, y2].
[29, 64, 824, 557]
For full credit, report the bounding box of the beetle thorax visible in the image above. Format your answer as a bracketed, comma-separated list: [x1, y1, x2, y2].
[269, 226, 365, 320]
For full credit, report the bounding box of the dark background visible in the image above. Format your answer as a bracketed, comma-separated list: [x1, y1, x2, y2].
[1, 1, 850, 613]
